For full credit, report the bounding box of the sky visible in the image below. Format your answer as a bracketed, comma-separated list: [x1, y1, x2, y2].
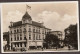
[2, 2, 78, 32]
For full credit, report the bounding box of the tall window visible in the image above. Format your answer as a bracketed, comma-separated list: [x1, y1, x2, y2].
[42, 30, 44, 34]
[17, 43, 19, 47]
[17, 35, 19, 40]
[36, 34, 38, 40]
[33, 27, 35, 33]
[11, 31, 12, 34]
[11, 35, 12, 41]
[20, 34, 22, 40]
[14, 34, 16, 40]
[36, 35, 38, 40]
[33, 34, 35, 40]
[17, 29, 19, 33]
[20, 43, 22, 47]
[43, 35, 45, 39]
[36, 29, 38, 33]
[39, 29, 40, 33]
[20, 29, 22, 32]
[39, 35, 41, 40]
[24, 33, 26, 40]
[29, 33, 31, 40]
[14, 30, 16, 33]
[11, 37, 12, 41]
[33, 29, 35, 33]
[15, 43, 16, 47]
[24, 42, 26, 47]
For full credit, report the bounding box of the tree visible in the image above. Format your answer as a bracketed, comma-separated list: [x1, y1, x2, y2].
[43, 33, 59, 49]
[64, 24, 78, 49]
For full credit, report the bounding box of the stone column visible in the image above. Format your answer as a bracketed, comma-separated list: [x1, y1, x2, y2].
[26, 41, 29, 51]
[9, 43, 11, 50]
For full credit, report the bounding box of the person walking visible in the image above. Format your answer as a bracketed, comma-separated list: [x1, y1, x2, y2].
[68, 45, 70, 50]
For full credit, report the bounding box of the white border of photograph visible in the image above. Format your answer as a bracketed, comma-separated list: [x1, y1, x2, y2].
[1, 1, 79, 53]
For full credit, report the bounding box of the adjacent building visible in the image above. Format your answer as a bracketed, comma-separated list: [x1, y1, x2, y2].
[51, 31, 64, 47]
[3, 32, 10, 50]
[9, 12, 51, 50]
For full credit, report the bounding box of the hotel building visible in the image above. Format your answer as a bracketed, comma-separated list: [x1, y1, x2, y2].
[9, 11, 51, 50]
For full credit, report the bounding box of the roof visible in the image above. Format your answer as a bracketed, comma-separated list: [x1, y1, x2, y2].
[32, 21, 45, 27]
[13, 21, 22, 27]
[51, 31, 62, 32]
[3, 32, 9, 36]
[51, 31, 62, 33]
[9, 21, 45, 28]
[22, 12, 32, 20]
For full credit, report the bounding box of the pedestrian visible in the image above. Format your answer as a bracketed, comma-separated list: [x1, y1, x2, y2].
[56, 46, 57, 50]
[42, 47, 44, 51]
[68, 45, 70, 50]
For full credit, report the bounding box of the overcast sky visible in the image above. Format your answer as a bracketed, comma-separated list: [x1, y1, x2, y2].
[2, 2, 78, 32]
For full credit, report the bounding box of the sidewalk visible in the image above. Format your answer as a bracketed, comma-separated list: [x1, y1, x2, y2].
[4, 47, 78, 52]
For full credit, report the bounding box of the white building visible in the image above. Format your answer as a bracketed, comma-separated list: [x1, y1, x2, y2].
[9, 11, 51, 50]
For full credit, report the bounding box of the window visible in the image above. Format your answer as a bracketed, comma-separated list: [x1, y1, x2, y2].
[20, 43, 22, 47]
[15, 43, 16, 47]
[14, 35, 16, 40]
[33, 27, 35, 32]
[33, 34, 35, 40]
[36, 34, 38, 40]
[11, 35, 12, 41]
[17, 43, 19, 47]
[11, 31, 12, 34]
[17, 29, 19, 32]
[11, 38, 12, 41]
[39, 35, 41, 40]
[29, 33, 31, 40]
[24, 43, 26, 47]
[43, 35, 45, 39]
[42, 30, 44, 34]
[17, 35, 19, 40]
[33, 29, 35, 33]
[39, 30, 40, 33]
[20, 34, 22, 40]
[36, 35, 38, 40]
[14, 30, 16, 33]
[24, 34, 26, 40]
[20, 29, 22, 32]
[29, 28, 31, 32]
[36, 29, 37, 33]
[24, 28, 26, 32]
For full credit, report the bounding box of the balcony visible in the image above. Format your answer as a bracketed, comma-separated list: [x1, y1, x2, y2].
[11, 40, 27, 43]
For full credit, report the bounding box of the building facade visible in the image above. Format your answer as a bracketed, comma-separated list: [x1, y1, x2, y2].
[3, 32, 10, 50]
[9, 12, 51, 50]
[51, 31, 64, 47]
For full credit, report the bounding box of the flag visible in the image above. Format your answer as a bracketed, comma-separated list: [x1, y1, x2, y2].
[26, 4, 31, 10]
